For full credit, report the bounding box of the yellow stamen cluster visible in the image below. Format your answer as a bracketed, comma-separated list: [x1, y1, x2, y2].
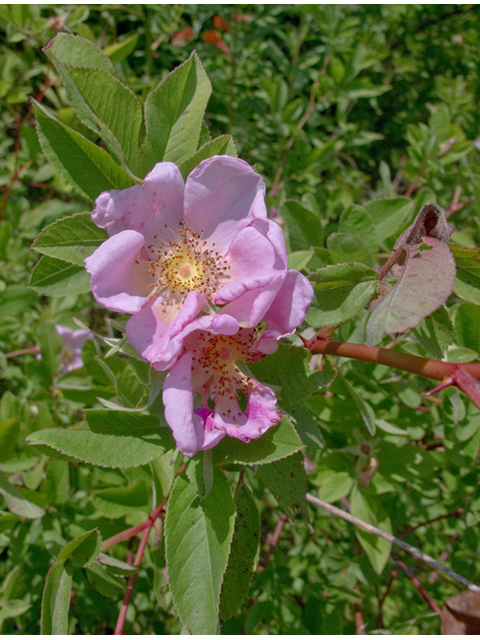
[146, 225, 230, 299]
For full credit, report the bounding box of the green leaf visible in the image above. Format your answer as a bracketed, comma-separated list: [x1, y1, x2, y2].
[45, 33, 122, 79]
[86, 561, 126, 598]
[165, 469, 235, 634]
[339, 374, 376, 436]
[212, 415, 303, 466]
[451, 244, 480, 305]
[366, 238, 456, 345]
[33, 101, 134, 200]
[258, 452, 309, 520]
[281, 200, 324, 252]
[143, 51, 212, 170]
[0, 472, 45, 519]
[178, 135, 237, 180]
[38, 321, 62, 375]
[249, 344, 334, 406]
[219, 485, 260, 622]
[93, 481, 151, 518]
[455, 302, 480, 354]
[44, 42, 142, 176]
[26, 411, 175, 468]
[97, 553, 137, 576]
[0, 285, 37, 317]
[349, 485, 392, 575]
[29, 255, 91, 296]
[327, 232, 374, 267]
[306, 262, 378, 328]
[315, 471, 353, 503]
[104, 32, 139, 63]
[32, 212, 108, 265]
[364, 197, 411, 245]
[41, 529, 101, 634]
[413, 305, 455, 359]
[58, 528, 102, 568]
[287, 249, 314, 271]
[0, 419, 20, 462]
[339, 204, 379, 256]
[41, 560, 73, 635]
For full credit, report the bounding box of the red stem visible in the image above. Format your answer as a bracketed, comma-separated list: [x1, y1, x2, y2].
[310, 339, 480, 383]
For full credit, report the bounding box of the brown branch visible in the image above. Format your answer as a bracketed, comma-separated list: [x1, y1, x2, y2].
[395, 557, 441, 613]
[306, 493, 480, 592]
[398, 508, 464, 538]
[376, 569, 398, 629]
[3, 345, 40, 359]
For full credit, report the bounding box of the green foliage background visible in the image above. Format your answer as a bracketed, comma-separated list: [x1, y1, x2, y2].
[1, 4, 480, 634]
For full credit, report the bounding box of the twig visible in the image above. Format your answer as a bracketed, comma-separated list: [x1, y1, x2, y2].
[398, 508, 464, 538]
[256, 513, 288, 573]
[376, 569, 397, 628]
[394, 557, 441, 613]
[306, 493, 480, 592]
[3, 345, 40, 359]
[354, 584, 367, 634]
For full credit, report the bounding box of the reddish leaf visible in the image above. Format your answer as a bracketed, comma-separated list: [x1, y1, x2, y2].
[441, 591, 480, 634]
[366, 237, 456, 345]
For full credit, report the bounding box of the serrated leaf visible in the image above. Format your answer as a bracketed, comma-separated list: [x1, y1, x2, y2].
[350, 485, 391, 575]
[93, 481, 151, 518]
[413, 305, 454, 359]
[45, 42, 142, 176]
[32, 212, 108, 265]
[364, 197, 411, 245]
[451, 244, 480, 305]
[178, 135, 237, 180]
[45, 33, 122, 79]
[33, 101, 134, 200]
[219, 485, 260, 622]
[249, 344, 334, 406]
[165, 469, 235, 634]
[258, 452, 309, 520]
[26, 411, 175, 468]
[281, 200, 324, 252]
[86, 561, 126, 598]
[41, 560, 73, 635]
[212, 415, 303, 466]
[58, 528, 102, 568]
[0, 472, 45, 519]
[306, 262, 378, 328]
[143, 51, 211, 170]
[366, 238, 456, 345]
[29, 255, 91, 296]
[327, 232, 374, 267]
[0, 419, 20, 462]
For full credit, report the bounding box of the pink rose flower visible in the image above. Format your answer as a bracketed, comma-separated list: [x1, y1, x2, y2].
[163, 317, 281, 456]
[54, 325, 92, 373]
[85, 156, 310, 369]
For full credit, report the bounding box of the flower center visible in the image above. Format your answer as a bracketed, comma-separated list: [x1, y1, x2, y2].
[146, 226, 230, 299]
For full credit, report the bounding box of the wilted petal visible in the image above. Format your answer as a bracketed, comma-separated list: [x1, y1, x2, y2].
[184, 156, 267, 254]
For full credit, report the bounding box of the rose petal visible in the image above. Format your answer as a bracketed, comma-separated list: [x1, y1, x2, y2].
[85, 230, 151, 313]
[260, 269, 314, 337]
[92, 162, 185, 248]
[184, 156, 267, 254]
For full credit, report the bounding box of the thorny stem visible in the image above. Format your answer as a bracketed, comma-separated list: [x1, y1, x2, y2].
[306, 493, 480, 592]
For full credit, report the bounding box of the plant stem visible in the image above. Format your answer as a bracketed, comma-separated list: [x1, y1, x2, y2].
[309, 339, 480, 383]
[306, 493, 480, 592]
